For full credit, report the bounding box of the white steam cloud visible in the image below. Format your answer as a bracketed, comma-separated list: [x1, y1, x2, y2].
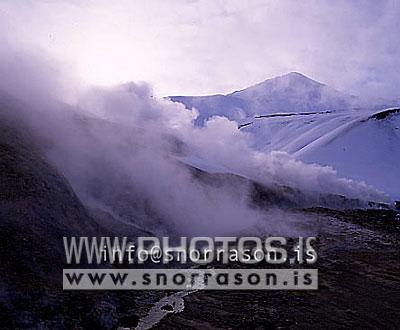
[0, 45, 388, 236]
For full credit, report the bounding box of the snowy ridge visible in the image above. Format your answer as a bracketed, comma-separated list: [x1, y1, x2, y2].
[241, 108, 400, 199]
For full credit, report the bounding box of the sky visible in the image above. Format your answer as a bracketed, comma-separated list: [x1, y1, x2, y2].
[0, 0, 399, 98]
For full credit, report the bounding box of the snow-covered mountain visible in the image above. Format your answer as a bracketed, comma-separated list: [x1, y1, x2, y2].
[170, 73, 400, 200]
[169, 72, 354, 126]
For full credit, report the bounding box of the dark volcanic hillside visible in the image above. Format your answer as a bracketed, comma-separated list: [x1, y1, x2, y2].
[0, 96, 104, 327]
[0, 96, 100, 275]
[0, 95, 156, 328]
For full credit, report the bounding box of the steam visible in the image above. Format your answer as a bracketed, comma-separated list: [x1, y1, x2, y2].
[0, 47, 389, 236]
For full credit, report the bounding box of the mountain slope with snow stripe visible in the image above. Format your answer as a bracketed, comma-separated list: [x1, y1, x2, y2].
[240, 108, 400, 199]
[298, 109, 400, 199]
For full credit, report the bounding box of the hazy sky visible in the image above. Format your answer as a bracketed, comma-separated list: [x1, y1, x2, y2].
[0, 0, 399, 97]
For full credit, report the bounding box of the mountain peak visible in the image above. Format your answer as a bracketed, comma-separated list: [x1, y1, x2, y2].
[169, 71, 351, 126]
[264, 71, 323, 86]
[228, 72, 324, 97]
[285, 71, 316, 81]
[283, 71, 309, 78]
